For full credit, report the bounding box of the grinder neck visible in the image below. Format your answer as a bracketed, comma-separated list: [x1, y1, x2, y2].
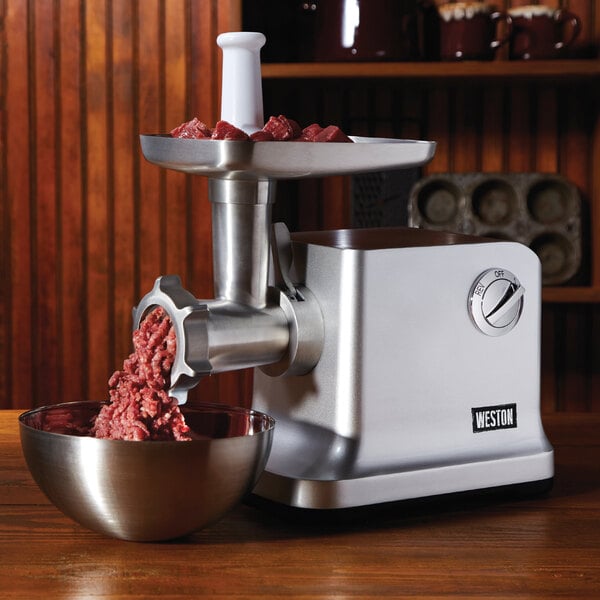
[209, 178, 276, 309]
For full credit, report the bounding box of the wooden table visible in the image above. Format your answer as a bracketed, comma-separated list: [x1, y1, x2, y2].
[1, 410, 598, 598]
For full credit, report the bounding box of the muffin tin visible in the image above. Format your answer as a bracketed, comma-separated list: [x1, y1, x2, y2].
[408, 173, 582, 285]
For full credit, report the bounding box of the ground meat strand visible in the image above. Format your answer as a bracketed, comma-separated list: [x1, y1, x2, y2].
[92, 307, 191, 441]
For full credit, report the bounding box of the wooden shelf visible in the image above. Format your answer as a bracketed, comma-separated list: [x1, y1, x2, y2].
[262, 59, 600, 80]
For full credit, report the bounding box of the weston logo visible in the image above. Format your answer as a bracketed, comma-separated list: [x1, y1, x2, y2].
[472, 403, 517, 433]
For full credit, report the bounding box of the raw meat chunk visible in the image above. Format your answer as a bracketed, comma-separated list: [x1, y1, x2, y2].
[169, 115, 353, 143]
[170, 117, 212, 139]
[300, 123, 324, 141]
[211, 120, 250, 140]
[262, 115, 301, 141]
[314, 125, 353, 143]
[250, 130, 275, 141]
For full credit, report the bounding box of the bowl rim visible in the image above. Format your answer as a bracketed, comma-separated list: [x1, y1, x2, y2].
[19, 400, 276, 443]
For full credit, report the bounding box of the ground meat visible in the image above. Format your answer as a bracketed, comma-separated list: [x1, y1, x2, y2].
[92, 307, 191, 441]
[38, 410, 95, 436]
[170, 115, 353, 143]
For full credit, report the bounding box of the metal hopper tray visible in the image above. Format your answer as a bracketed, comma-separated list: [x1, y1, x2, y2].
[140, 135, 436, 180]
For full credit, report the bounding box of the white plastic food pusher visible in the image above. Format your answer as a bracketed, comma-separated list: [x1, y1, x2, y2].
[217, 32, 266, 134]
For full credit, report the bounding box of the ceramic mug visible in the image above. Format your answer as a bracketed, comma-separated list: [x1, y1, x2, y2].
[508, 5, 581, 60]
[305, 0, 420, 62]
[438, 2, 513, 61]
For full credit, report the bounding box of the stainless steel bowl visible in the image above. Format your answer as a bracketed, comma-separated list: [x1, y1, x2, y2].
[19, 401, 275, 541]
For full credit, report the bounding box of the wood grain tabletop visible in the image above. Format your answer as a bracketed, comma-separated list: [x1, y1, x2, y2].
[1, 410, 598, 599]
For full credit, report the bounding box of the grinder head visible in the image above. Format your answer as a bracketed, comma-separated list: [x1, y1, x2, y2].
[133, 275, 211, 405]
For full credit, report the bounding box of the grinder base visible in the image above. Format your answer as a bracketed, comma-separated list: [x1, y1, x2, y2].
[252, 447, 554, 510]
[248, 477, 554, 520]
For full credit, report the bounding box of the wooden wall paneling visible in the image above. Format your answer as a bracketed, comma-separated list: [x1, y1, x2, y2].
[540, 305, 558, 413]
[321, 176, 351, 230]
[423, 85, 450, 174]
[572, 75, 600, 286]
[0, 0, 8, 403]
[33, 0, 61, 406]
[591, 305, 600, 411]
[3, 1, 33, 409]
[347, 82, 370, 137]
[507, 84, 534, 172]
[0, 0, 242, 408]
[137, 0, 162, 293]
[217, 0, 242, 31]
[593, 80, 600, 289]
[296, 184, 320, 233]
[451, 84, 482, 173]
[320, 80, 347, 127]
[560, 305, 589, 411]
[210, 369, 253, 408]
[480, 85, 505, 173]
[560, 81, 593, 286]
[58, 0, 86, 406]
[535, 85, 559, 174]
[32, 0, 60, 407]
[549, 306, 567, 411]
[400, 81, 424, 142]
[85, 0, 112, 403]
[374, 84, 393, 139]
[558, 83, 593, 411]
[596, 0, 600, 61]
[559, 85, 591, 205]
[111, 0, 136, 372]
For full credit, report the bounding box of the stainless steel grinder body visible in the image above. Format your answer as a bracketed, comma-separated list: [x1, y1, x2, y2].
[252, 228, 554, 509]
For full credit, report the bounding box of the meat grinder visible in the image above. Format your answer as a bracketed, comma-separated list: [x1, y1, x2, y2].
[134, 32, 553, 510]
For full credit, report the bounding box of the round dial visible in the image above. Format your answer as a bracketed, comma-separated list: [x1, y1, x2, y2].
[469, 269, 524, 336]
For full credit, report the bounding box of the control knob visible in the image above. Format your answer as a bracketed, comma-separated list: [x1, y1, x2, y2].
[469, 268, 524, 336]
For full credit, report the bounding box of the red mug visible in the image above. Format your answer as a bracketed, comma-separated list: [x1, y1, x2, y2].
[438, 2, 512, 61]
[508, 5, 581, 60]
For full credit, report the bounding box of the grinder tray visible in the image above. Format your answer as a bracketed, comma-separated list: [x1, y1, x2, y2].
[140, 135, 436, 180]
